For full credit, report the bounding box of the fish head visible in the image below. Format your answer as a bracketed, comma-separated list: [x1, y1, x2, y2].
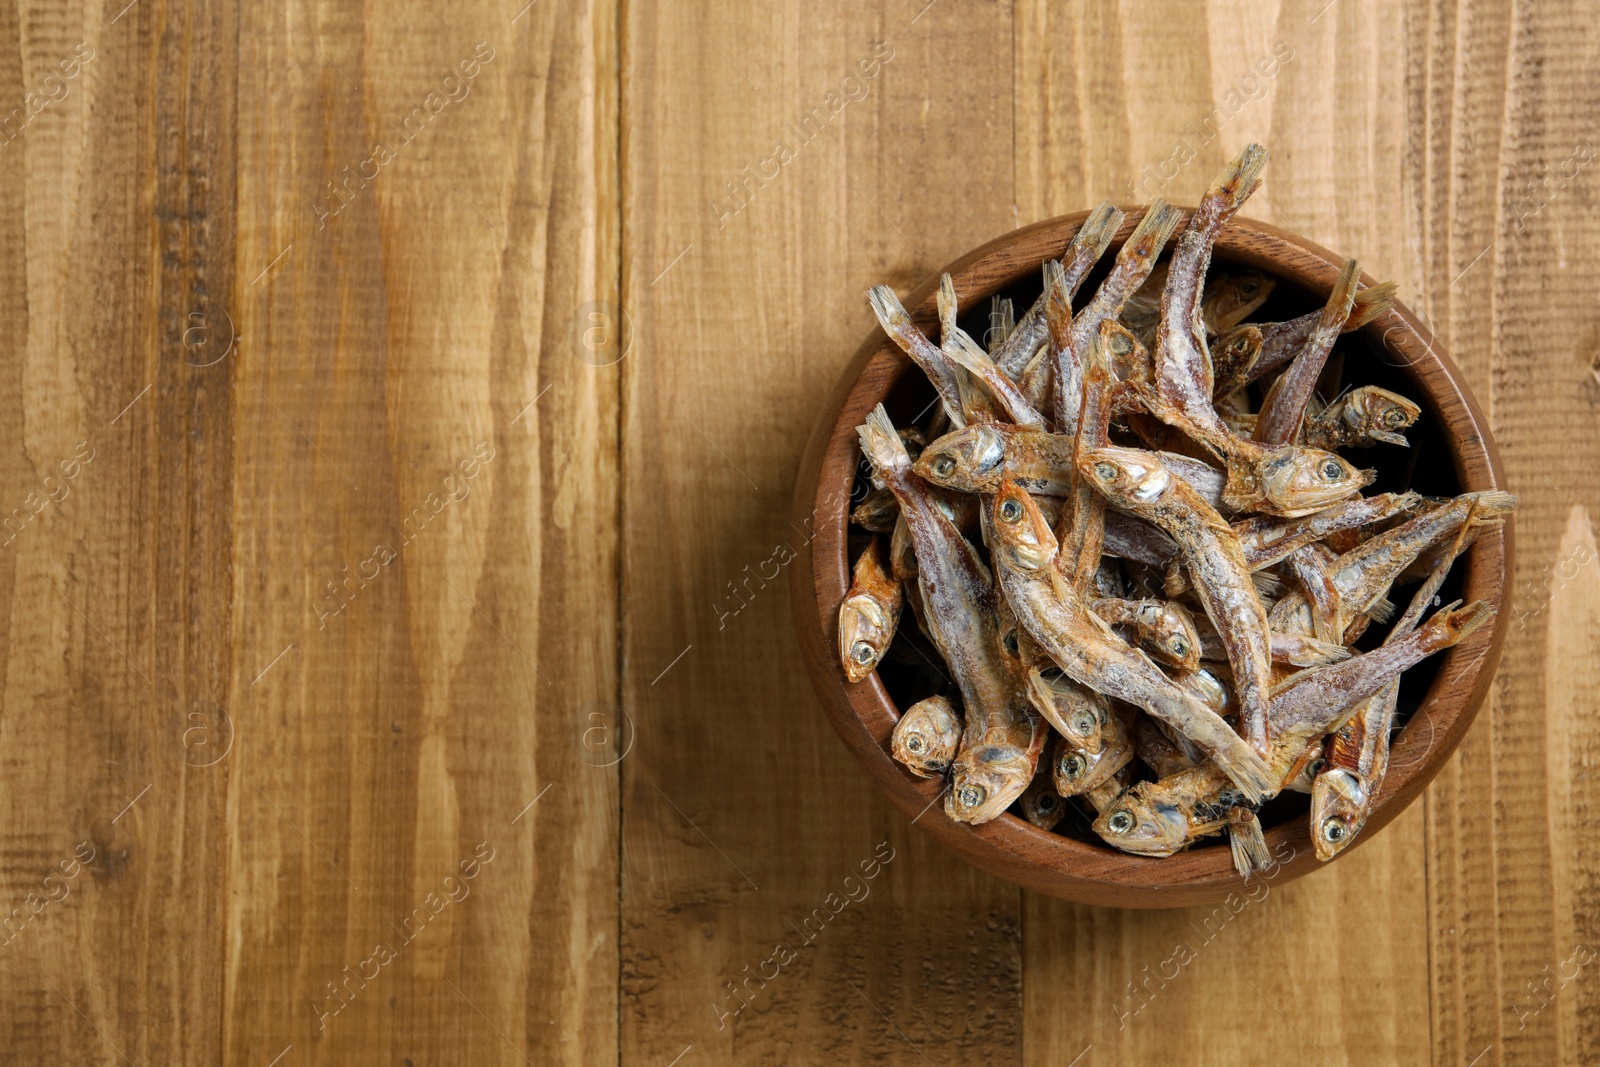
[1204, 271, 1275, 333]
[912, 424, 1006, 491]
[839, 593, 895, 682]
[1213, 325, 1263, 380]
[849, 488, 899, 533]
[1254, 446, 1372, 515]
[890, 695, 963, 778]
[1051, 714, 1133, 797]
[1102, 322, 1152, 385]
[1310, 767, 1370, 861]
[1078, 445, 1172, 511]
[987, 480, 1059, 573]
[1284, 747, 1327, 794]
[1020, 780, 1066, 830]
[945, 741, 1035, 824]
[1093, 791, 1190, 855]
[897, 426, 927, 461]
[1134, 600, 1201, 671]
[1181, 667, 1232, 716]
[1028, 669, 1111, 747]
[1347, 385, 1421, 446]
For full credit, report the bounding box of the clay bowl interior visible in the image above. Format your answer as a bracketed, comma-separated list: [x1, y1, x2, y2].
[790, 208, 1512, 908]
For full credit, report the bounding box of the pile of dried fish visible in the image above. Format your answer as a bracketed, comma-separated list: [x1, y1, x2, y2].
[840, 144, 1514, 875]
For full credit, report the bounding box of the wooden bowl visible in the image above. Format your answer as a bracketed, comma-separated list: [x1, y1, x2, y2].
[789, 209, 1512, 908]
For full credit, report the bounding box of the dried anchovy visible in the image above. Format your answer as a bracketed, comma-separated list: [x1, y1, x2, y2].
[843, 142, 1515, 877]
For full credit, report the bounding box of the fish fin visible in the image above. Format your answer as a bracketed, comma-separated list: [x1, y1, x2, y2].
[1280, 635, 1351, 667]
[942, 330, 998, 374]
[1251, 570, 1283, 599]
[857, 405, 911, 474]
[1344, 280, 1398, 331]
[937, 274, 959, 343]
[1365, 596, 1396, 624]
[1228, 809, 1272, 878]
[943, 329, 1042, 426]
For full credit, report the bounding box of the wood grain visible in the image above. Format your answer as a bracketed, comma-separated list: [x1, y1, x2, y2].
[619, 3, 1024, 1064]
[0, 0, 1592, 1064]
[1413, 2, 1600, 1064]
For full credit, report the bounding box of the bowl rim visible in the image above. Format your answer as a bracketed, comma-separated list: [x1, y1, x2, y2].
[788, 208, 1512, 908]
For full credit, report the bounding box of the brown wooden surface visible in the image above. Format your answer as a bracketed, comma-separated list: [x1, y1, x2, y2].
[0, 0, 1593, 1064]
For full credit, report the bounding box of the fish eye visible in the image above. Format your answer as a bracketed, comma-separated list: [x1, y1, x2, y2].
[1110, 334, 1131, 355]
[1094, 463, 1117, 482]
[1107, 810, 1134, 834]
[1036, 793, 1056, 813]
[1070, 710, 1097, 736]
[906, 735, 924, 752]
[1321, 817, 1347, 842]
[852, 641, 876, 664]
[1239, 280, 1259, 297]
[999, 498, 1023, 523]
[1308, 756, 1325, 776]
[1321, 460, 1344, 480]
[1384, 409, 1406, 426]
[1169, 638, 1187, 657]
[958, 785, 985, 809]
[933, 455, 957, 477]
[1002, 630, 1020, 655]
[1061, 753, 1086, 779]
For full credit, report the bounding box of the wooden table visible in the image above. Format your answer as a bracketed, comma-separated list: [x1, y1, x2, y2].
[2, 0, 1594, 1063]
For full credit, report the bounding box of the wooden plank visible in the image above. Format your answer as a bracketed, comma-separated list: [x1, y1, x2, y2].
[1016, 3, 1434, 1065]
[1412, 1, 1600, 1064]
[0, 0, 234, 1062]
[619, 2, 1023, 1064]
[220, 0, 620, 1064]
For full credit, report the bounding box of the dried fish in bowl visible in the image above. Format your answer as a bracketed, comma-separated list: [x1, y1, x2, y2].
[839, 142, 1515, 877]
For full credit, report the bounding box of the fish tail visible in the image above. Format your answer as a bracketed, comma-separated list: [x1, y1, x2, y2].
[1219, 740, 1276, 805]
[1394, 490, 1426, 513]
[1321, 259, 1362, 329]
[1043, 259, 1071, 337]
[867, 285, 917, 343]
[1210, 143, 1268, 209]
[857, 404, 911, 475]
[1345, 280, 1398, 331]
[1468, 490, 1519, 519]
[1437, 599, 1495, 644]
[1071, 201, 1123, 262]
[937, 273, 959, 341]
[1228, 809, 1272, 878]
[1250, 569, 1282, 599]
[1365, 595, 1396, 623]
[1287, 635, 1351, 666]
[1123, 200, 1183, 262]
